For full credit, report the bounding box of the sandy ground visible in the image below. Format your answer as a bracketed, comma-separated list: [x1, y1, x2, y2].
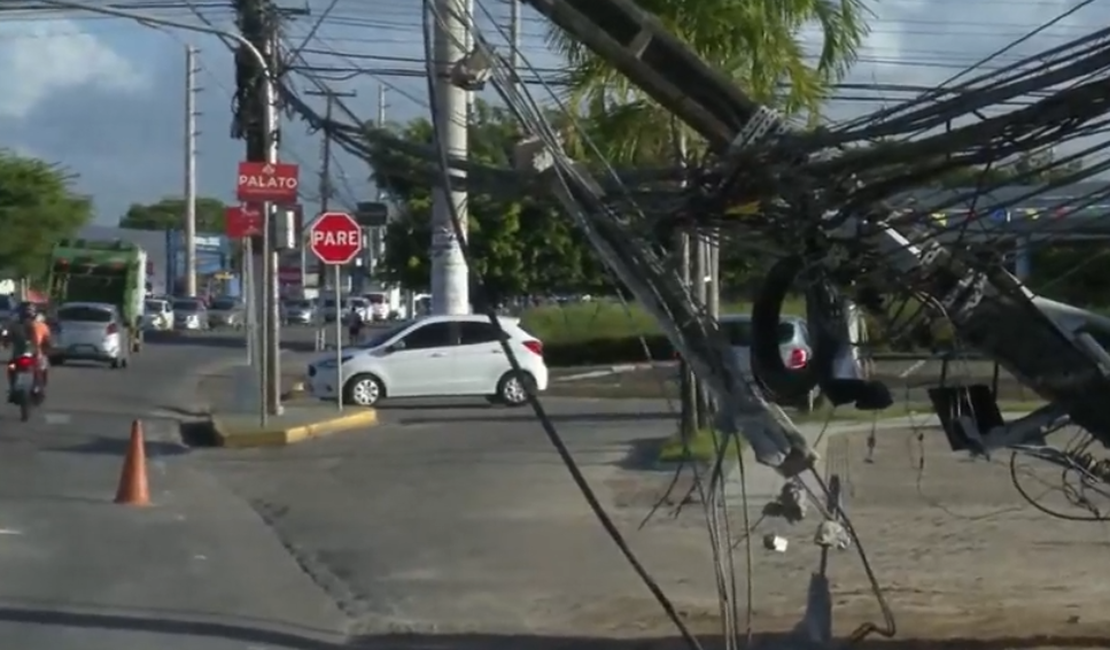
[585, 425, 1110, 649]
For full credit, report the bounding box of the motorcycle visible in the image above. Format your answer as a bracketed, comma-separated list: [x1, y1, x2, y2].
[8, 353, 41, 422]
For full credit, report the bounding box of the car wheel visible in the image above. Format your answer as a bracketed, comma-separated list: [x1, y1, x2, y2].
[49, 357, 64, 366]
[496, 371, 534, 407]
[343, 373, 384, 407]
[110, 358, 122, 369]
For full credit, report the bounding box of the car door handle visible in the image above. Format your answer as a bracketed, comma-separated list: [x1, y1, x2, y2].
[490, 350, 503, 354]
[429, 353, 447, 358]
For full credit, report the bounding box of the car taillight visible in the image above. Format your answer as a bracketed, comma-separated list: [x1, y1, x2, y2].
[106, 323, 119, 335]
[13, 356, 34, 370]
[523, 340, 543, 356]
[786, 347, 808, 369]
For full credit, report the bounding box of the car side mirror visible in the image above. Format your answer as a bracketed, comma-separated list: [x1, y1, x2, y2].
[385, 341, 405, 353]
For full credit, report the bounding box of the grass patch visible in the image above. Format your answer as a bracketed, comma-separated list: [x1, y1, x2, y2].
[520, 299, 805, 345]
[657, 428, 742, 463]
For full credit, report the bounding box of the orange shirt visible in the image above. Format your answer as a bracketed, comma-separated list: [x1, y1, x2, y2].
[30, 321, 50, 348]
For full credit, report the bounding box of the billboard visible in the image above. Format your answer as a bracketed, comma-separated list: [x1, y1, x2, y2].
[165, 230, 233, 296]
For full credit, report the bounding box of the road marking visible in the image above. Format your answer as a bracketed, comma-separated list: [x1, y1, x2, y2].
[0, 529, 22, 535]
[43, 413, 71, 425]
[898, 359, 927, 379]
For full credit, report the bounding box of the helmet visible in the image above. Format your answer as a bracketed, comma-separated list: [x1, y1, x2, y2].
[16, 301, 37, 321]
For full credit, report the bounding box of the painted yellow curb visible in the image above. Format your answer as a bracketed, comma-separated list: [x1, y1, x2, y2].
[213, 408, 379, 448]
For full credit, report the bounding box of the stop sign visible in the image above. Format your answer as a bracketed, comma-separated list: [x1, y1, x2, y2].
[309, 211, 363, 264]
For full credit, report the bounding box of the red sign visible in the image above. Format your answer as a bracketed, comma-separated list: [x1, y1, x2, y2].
[236, 161, 300, 203]
[309, 211, 362, 265]
[225, 204, 264, 238]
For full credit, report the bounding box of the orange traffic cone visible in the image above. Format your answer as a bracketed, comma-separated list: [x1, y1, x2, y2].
[114, 420, 150, 506]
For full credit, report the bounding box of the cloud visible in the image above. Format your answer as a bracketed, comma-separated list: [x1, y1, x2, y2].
[0, 18, 146, 120]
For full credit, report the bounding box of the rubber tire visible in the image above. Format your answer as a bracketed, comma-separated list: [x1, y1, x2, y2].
[110, 358, 122, 369]
[496, 371, 535, 407]
[49, 357, 65, 366]
[343, 373, 385, 407]
[19, 396, 30, 422]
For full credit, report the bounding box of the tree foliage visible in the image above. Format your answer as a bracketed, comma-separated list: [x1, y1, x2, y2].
[371, 101, 608, 299]
[118, 196, 228, 233]
[547, 0, 871, 164]
[0, 149, 93, 279]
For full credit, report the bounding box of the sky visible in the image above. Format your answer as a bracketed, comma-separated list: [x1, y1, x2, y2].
[0, 0, 1104, 228]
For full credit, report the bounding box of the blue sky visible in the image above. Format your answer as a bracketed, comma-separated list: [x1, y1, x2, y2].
[0, 0, 1103, 228]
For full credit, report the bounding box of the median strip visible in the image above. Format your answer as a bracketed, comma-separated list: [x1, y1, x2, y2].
[210, 406, 379, 448]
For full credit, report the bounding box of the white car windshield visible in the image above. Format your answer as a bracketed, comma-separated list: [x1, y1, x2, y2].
[360, 322, 410, 349]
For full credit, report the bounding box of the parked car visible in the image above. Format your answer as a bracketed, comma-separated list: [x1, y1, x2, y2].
[305, 314, 548, 407]
[364, 292, 394, 321]
[173, 298, 208, 331]
[718, 313, 820, 413]
[50, 302, 128, 368]
[143, 298, 173, 331]
[207, 297, 243, 329]
[281, 298, 315, 325]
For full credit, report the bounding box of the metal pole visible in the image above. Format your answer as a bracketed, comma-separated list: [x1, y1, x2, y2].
[244, 235, 254, 365]
[263, 31, 281, 414]
[708, 233, 720, 320]
[334, 265, 343, 414]
[678, 230, 697, 440]
[184, 44, 198, 298]
[431, 0, 470, 315]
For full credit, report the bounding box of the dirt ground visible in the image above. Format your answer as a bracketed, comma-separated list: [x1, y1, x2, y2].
[586, 426, 1110, 649]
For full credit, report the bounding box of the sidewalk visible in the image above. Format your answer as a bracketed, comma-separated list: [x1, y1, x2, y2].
[0, 415, 348, 648]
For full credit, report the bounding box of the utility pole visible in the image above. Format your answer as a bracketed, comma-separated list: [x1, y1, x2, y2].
[509, 0, 520, 95]
[431, 0, 470, 315]
[233, 0, 283, 420]
[674, 127, 699, 439]
[371, 85, 386, 273]
[184, 44, 199, 297]
[305, 88, 356, 351]
[693, 234, 710, 429]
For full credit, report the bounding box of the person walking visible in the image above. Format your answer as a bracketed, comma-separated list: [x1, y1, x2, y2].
[347, 303, 365, 346]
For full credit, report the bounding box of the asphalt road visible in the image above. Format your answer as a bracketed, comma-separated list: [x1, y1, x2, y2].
[192, 395, 737, 639]
[0, 332, 347, 649]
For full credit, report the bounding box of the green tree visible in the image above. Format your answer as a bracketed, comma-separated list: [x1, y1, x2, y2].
[372, 100, 607, 300]
[0, 149, 93, 279]
[118, 197, 228, 232]
[547, 0, 870, 164]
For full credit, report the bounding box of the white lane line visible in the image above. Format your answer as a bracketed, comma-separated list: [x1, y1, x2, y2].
[43, 413, 71, 425]
[898, 359, 927, 379]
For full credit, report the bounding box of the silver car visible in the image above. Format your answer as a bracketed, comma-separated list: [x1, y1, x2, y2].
[719, 314, 821, 413]
[207, 297, 243, 329]
[51, 302, 129, 368]
[281, 299, 314, 325]
[173, 298, 208, 331]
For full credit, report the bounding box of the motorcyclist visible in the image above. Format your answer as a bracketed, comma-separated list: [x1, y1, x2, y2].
[5, 302, 51, 390]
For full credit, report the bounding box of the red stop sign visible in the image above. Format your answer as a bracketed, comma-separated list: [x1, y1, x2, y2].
[310, 211, 363, 264]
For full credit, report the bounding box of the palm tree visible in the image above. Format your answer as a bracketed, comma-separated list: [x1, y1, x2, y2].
[546, 0, 871, 165]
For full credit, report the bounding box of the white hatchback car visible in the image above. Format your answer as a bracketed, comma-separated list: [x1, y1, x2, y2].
[51, 302, 128, 368]
[305, 314, 549, 407]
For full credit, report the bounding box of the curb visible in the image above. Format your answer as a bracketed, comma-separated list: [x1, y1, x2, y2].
[212, 408, 380, 448]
